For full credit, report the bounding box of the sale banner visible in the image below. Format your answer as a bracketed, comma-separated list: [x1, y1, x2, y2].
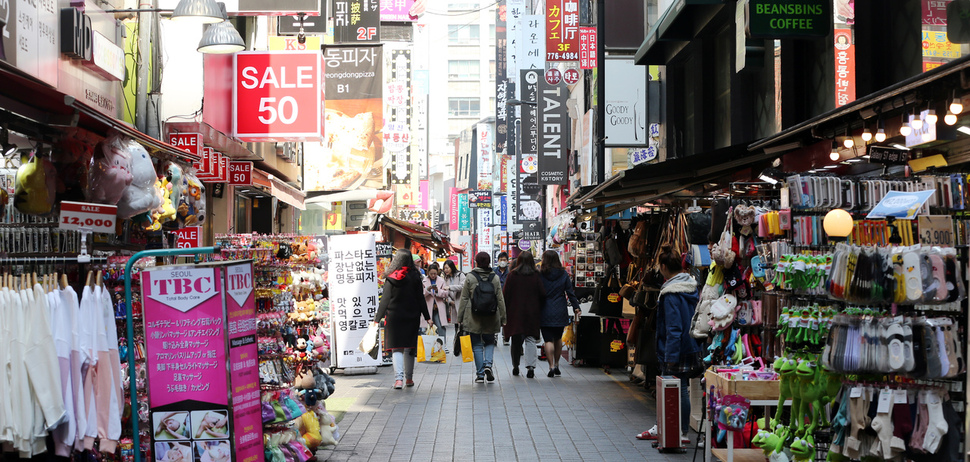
[228, 161, 253, 185]
[174, 227, 202, 250]
[170, 132, 202, 157]
[233, 51, 322, 142]
[328, 234, 382, 368]
[305, 46, 384, 191]
[224, 262, 263, 462]
[59, 201, 117, 234]
[333, 0, 381, 44]
[546, 0, 579, 62]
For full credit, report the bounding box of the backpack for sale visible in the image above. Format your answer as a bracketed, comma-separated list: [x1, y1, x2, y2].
[470, 272, 498, 315]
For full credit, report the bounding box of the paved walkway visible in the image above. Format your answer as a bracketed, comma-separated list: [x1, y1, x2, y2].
[316, 342, 702, 462]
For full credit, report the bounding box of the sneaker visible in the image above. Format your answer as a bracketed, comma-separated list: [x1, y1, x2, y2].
[526, 368, 535, 378]
[512, 366, 520, 376]
[553, 367, 561, 376]
[484, 367, 495, 382]
[406, 379, 415, 387]
[393, 380, 404, 389]
[547, 370, 555, 378]
[475, 376, 485, 383]
[636, 425, 658, 440]
[681, 434, 691, 445]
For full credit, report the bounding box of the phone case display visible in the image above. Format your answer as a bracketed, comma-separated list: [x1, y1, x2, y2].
[217, 234, 340, 451]
[571, 236, 605, 288]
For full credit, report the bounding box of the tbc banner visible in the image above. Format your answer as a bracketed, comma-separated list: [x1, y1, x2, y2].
[545, 0, 580, 61]
[333, 0, 381, 44]
[233, 51, 322, 142]
[306, 46, 384, 191]
[387, 48, 413, 185]
[328, 234, 382, 367]
[538, 78, 568, 185]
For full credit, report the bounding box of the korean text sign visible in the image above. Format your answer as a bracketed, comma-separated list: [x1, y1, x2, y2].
[328, 234, 382, 367]
[546, 0, 579, 61]
[233, 51, 322, 142]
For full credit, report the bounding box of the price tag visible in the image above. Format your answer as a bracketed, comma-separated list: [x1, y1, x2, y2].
[59, 201, 117, 234]
[877, 388, 893, 413]
[918, 215, 954, 246]
[849, 386, 863, 398]
[893, 389, 907, 404]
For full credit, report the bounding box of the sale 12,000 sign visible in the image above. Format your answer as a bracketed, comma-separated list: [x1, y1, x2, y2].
[234, 51, 322, 142]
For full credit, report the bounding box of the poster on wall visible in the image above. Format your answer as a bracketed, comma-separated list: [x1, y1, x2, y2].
[328, 234, 382, 368]
[306, 46, 384, 191]
[604, 58, 648, 147]
[333, 0, 380, 44]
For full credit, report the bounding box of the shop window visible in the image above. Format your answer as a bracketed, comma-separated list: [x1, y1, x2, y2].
[448, 25, 480, 45]
[448, 60, 480, 79]
[234, 195, 251, 233]
[449, 98, 480, 117]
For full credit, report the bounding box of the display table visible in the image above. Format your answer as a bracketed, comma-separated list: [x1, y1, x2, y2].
[711, 447, 767, 462]
[703, 370, 785, 462]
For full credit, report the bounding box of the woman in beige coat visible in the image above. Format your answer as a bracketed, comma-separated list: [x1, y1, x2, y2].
[422, 264, 450, 342]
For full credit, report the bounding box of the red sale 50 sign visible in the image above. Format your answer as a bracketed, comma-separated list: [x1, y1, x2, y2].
[233, 51, 323, 142]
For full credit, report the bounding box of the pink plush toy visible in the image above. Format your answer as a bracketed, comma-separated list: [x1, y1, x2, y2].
[86, 131, 133, 205]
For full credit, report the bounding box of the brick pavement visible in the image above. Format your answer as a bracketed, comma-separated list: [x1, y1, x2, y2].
[316, 343, 702, 462]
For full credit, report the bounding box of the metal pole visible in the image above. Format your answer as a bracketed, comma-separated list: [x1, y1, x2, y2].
[135, 1, 153, 133]
[125, 246, 221, 462]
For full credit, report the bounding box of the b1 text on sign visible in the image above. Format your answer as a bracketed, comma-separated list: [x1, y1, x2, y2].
[60, 201, 117, 234]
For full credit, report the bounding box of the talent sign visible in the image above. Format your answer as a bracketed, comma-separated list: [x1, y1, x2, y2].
[229, 161, 253, 186]
[306, 46, 384, 191]
[546, 0, 579, 62]
[538, 77, 568, 185]
[142, 263, 263, 462]
[59, 201, 117, 234]
[333, 0, 381, 44]
[477, 123, 493, 190]
[918, 216, 955, 246]
[328, 234, 382, 368]
[458, 194, 471, 231]
[469, 190, 493, 209]
[233, 51, 323, 142]
[580, 27, 597, 69]
[745, 0, 831, 38]
[449, 188, 459, 231]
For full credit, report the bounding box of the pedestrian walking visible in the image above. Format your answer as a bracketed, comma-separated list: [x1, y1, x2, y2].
[441, 260, 465, 326]
[422, 263, 450, 344]
[457, 252, 507, 383]
[636, 246, 700, 444]
[502, 252, 546, 378]
[538, 250, 581, 378]
[373, 249, 432, 389]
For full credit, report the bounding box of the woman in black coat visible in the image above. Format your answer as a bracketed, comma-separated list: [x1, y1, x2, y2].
[503, 252, 546, 378]
[374, 249, 431, 389]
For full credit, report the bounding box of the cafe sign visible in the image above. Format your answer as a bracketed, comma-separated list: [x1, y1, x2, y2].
[745, 0, 831, 39]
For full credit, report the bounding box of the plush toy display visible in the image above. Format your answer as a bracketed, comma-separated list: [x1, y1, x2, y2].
[14, 154, 57, 216]
[87, 132, 133, 205]
[165, 162, 184, 213]
[117, 141, 161, 218]
[177, 174, 206, 226]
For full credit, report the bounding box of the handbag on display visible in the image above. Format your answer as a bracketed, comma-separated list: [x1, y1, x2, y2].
[628, 220, 648, 257]
[598, 319, 628, 368]
[590, 267, 624, 318]
[711, 206, 737, 268]
[686, 210, 712, 245]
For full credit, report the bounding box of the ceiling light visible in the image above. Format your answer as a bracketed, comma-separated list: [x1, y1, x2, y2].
[891, 143, 911, 151]
[945, 111, 958, 125]
[861, 127, 872, 142]
[911, 110, 923, 130]
[843, 137, 854, 148]
[951, 91, 963, 114]
[198, 19, 245, 53]
[171, 0, 226, 23]
[875, 118, 887, 142]
[900, 119, 912, 137]
[925, 109, 938, 124]
[830, 141, 840, 161]
[958, 126, 970, 136]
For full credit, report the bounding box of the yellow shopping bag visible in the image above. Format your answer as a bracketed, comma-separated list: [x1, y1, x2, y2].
[460, 334, 474, 363]
[561, 324, 575, 347]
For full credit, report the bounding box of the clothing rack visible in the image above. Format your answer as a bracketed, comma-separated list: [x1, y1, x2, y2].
[0, 255, 109, 263]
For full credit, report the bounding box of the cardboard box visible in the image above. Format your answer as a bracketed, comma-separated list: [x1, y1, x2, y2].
[705, 369, 780, 401]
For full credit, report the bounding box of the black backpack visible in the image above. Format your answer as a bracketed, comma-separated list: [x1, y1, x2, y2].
[470, 272, 498, 315]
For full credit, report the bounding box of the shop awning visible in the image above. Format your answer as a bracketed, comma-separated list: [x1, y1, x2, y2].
[0, 65, 200, 164]
[379, 216, 466, 256]
[165, 121, 261, 161]
[634, 0, 725, 65]
[749, 54, 970, 154]
[570, 142, 774, 212]
[251, 168, 306, 210]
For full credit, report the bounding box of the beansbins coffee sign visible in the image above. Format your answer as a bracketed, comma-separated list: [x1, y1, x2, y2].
[745, 0, 831, 39]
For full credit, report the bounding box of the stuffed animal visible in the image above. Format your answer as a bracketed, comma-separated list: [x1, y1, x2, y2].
[87, 132, 133, 204]
[177, 174, 206, 226]
[117, 142, 160, 218]
[15, 154, 57, 215]
[156, 178, 177, 223]
[165, 162, 183, 212]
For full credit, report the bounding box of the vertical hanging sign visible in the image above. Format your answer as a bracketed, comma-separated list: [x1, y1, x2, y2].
[519, 15, 546, 73]
[538, 78, 568, 185]
[387, 48, 412, 185]
[545, 0, 580, 61]
[224, 262, 263, 462]
[834, 29, 855, 107]
[458, 193, 471, 231]
[477, 123, 493, 190]
[580, 27, 597, 69]
[449, 187, 459, 231]
[333, 0, 381, 44]
[328, 234, 381, 367]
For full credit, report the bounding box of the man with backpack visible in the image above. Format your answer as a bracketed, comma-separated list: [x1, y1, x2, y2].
[457, 252, 508, 383]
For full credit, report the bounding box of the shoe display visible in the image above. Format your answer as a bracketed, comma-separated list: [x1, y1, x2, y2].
[484, 367, 495, 382]
[475, 376, 485, 383]
[393, 380, 404, 389]
[526, 368, 535, 378]
[406, 379, 415, 387]
[512, 366, 519, 376]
